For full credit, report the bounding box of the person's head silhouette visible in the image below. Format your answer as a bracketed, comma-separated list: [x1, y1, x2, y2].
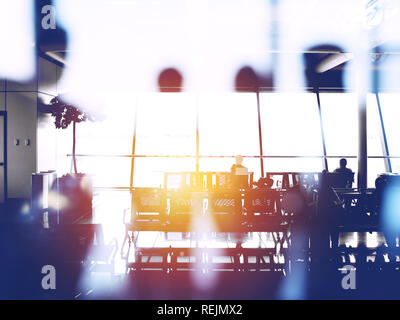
[339, 158, 347, 168]
[235, 155, 243, 166]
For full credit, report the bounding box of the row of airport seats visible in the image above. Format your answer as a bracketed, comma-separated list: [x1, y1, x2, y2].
[125, 188, 288, 230]
[163, 171, 324, 191]
[125, 171, 358, 235]
[124, 172, 400, 276]
[127, 171, 353, 228]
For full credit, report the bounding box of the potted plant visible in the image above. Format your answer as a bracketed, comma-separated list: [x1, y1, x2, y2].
[49, 96, 94, 224]
[50, 96, 93, 174]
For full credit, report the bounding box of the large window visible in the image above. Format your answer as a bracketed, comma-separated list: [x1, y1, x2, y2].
[134, 93, 197, 187]
[320, 93, 358, 157]
[135, 93, 197, 156]
[198, 92, 261, 179]
[68, 91, 393, 189]
[379, 93, 400, 156]
[321, 93, 387, 187]
[74, 95, 136, 187]
[260, 92, 323, 172]
[134, 158, 196, 188]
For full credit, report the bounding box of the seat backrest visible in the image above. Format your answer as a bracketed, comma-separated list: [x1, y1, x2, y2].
[265, 173, 288, 189]
[296, 172, 322, 189]
[132, 188, 166, 214]
[245, 189, 278, 214]
[326, 172, 354, 189]
[208, 191, 242, 214]
[169, 192, 204, 215]
[215, 172, 231, 190]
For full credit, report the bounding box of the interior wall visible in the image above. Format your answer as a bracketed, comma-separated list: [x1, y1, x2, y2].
[6, 90, 37, 198]
[3, 57, 62, 199]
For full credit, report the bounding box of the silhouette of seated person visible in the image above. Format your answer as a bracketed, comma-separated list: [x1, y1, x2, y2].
[254, 177, 274, 189]
[230, 155, 249, 189]
[334, 158, 352, 174]
[333, 158, 354, 188]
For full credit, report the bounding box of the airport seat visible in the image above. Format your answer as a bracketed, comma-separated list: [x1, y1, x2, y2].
[169, 191, 204, 228]
[244, 189, 283, 226]
[129, 188, 167, 223]
[207, 191, 243, 230]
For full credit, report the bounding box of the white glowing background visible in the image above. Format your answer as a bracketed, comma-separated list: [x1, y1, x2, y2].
[55, 0, 271, 117]
[0, 0, 35, 81]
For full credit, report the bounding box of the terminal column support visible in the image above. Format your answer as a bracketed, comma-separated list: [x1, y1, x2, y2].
[256, 91, 264, 177]
[355, 48, 369, 190]
[315, 89, 328, 171]
[358, 93, 367, 189]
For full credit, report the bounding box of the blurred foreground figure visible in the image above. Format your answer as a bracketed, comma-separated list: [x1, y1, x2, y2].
[377, 174, 400, 249]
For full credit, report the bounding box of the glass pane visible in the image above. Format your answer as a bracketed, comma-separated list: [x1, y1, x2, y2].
[368, 158, 386, 188]
[367, 94, 385, 157]
[135, 93, 196, 156]
[77, 157, 132, 188]
[55, 126, 73, 177]
[198, 92, 259, 156]
[76, 119, 134, 156]
[320, 93, 358, 157]
[264, 158, 323, 173]
[391, 159, 400, 175]
[260, 92, 323, 156]
[68, 95, 136, 187]
[321, 93, 384, 158]
[378, 93, 400, 156]
[76, 94, 136, 155]
[133, 158, 196, 188]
